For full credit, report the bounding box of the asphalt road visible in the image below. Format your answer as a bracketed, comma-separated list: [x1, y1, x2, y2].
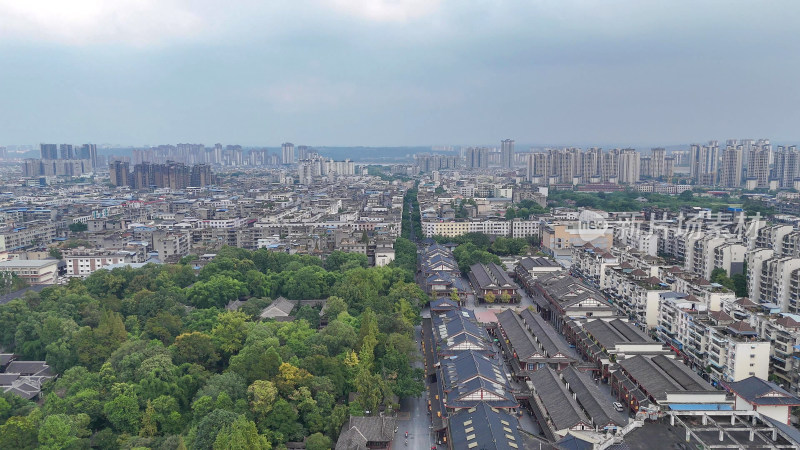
[396, 324, 434, 449]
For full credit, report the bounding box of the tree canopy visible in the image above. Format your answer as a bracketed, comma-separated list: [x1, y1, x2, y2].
[0, 246, 423, 449]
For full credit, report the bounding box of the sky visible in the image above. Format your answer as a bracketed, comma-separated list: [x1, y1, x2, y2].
[1, 0, 799, 147]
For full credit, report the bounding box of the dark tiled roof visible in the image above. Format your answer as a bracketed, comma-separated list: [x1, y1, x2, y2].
[430, 298, 459, 311]
[335, 426, 368, 450]
[447, 377, 518, 409]
[519, 256, 559, 270]
[735, 297, 758, 307]
[497, 310, 541, 361]
[4, 361, 48, 376]
[342, 416, 395, 443]
[582, 319, 650, 350]
[0, 353, 14, 367]
[727, 376, 800, 406]
[520, 309, 574, 358]
[0, 373, 20, 386]
[259, 296, 296, 319]
[530, 367, 591, 431]
[561, 366, 627, 427]
[441, 351, 509, 391]
[470, 263, 518, 290]
[448, 403, 523, 450]
[619, 355, 713, 401]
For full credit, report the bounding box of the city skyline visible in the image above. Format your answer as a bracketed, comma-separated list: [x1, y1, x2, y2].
[1, 1, 799, 145]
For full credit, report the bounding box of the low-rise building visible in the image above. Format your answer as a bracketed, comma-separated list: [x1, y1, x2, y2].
[468, 263, 519, 303]
[727, 376, 800, 426]
[64, 249, 137, 277]
[565, 317, 671, 380]
[610, 354, 729, 411]
[0, 259, 59, 284]
[495, 309, 575, 380]
[532, 271, 617, 332]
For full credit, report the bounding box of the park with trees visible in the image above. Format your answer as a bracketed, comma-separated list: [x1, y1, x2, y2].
[0, 246, 427, 449]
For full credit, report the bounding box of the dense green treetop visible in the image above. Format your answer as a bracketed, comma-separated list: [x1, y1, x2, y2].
[0, 246, 423, 449]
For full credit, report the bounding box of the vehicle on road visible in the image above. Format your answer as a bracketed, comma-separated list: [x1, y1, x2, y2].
[613, 402, 624, 412]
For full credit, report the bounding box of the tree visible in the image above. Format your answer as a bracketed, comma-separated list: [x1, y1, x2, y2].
[263, 398, 303, 443]
[484, 292, 495, 304]
[104, 384, 140, 434]
[679, 190, 694, 201]
[319, 320, 357, 356]
[49, 247, 63, 260]
[211, 311, 249, 356]
[247, 380, 278, 420]
[144, 311, 183, 344]
[732, 273, 748, 297]
[74, 309, 128, 370]
[68, 388, 104, 428]
[187, 275, 248, 309]
[325, 251, 368, 272]
[0, 409, 40, 450]
[38, 414, 79, 450]
[139, 400, 158, 437]
[275, 362, 312, 397]
[191, 409, 238, 450]
[323, 296, 348, 320]
[710, 267, 736, 291]
[172, 332, 220, 369]
[213, 415, 271, 450]
[229, 342, 282, 384]
[305, 432, 332, 450]
[69, 222, 88, 233]
[196, 372, 248, 404]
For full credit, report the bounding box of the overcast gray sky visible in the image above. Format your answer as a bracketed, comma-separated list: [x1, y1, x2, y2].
[1, 0, 798, 147]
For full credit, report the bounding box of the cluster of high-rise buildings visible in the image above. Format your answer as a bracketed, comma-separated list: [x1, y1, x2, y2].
[525, 147, 674, 185]
[296, 153, 355, 185]
[127, 142, 314, 167]
[416, 138, 800, 192]
[22, 143, 99, 177]
[109, 161, 214, 189]
[694, 139, 798, 189]
[416, 139, 516, 172]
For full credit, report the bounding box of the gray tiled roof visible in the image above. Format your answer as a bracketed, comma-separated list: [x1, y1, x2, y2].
[470, 263, 518, 290]
[259, 297, 295, 319]
[0, 353, 14, 367]
[520, 309, 574, 358]
[341, 416, 395, 443]
[497, 309, 541, 361]
[448, 403, 524, 450]
[530, 367, 591, 431]
[561, 366, 627, 427]
[4, 361, 48, 376]
[519, 256, 559, 270]
[441, 351, 509, 391]
[582, 319, 650, 350]
[619, 355, 713, 401]
[727, 376, 800, 406]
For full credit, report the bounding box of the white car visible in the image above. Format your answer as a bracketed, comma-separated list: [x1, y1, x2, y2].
[613, 402, 624, 412]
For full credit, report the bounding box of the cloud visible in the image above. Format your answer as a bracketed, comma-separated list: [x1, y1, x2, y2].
[324, 0, 442, 22]
[0, 0, 206, 46]
[0, 0, 444, 47]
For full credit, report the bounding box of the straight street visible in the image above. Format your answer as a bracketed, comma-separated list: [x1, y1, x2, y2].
[397, 323, 434, 449]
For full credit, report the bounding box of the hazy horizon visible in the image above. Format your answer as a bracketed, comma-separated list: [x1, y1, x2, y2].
[1, 1, 799, 146]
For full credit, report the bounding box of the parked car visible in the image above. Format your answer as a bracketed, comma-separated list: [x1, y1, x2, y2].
[613, 402, 624, 412]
